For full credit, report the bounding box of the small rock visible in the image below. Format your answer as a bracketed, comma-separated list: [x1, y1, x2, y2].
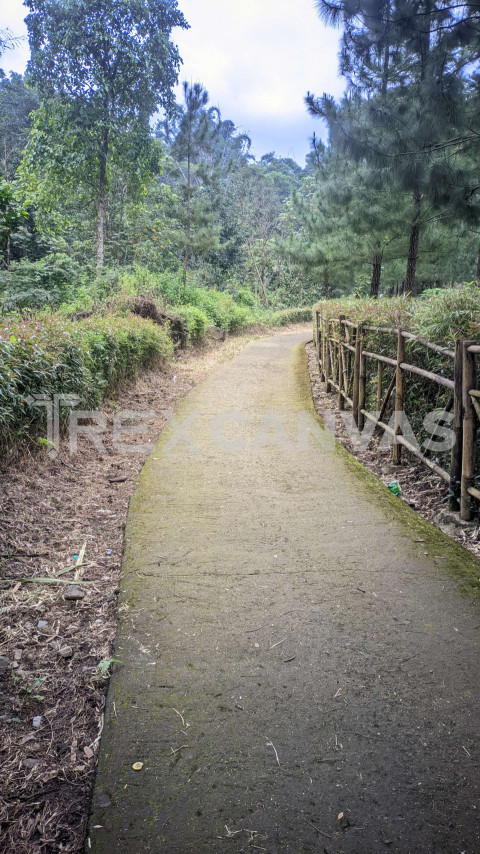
[24, 758, 38, 769]
[37, 620, 48, 630]
[0, 656, 11, 674]
[13, 649, 23, 661]
[32, 716, 42, 729]
[206, 324, 226, 341]
[63, 585, 86, 601]
[58, 645, 73, 658]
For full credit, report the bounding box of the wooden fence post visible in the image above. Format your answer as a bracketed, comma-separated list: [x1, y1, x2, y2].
[325, 320, 332, 393]
[461, 341, 476, 521]
[352, 326, 361, 425]
[358, 335, 366, 431]
[393, 328, 405, 465]
[450, 339, 463, 511]
[320, 317, 327, 382]
[338, 316, 345, 410]
[376, 361, 383, 416]
[315, 310, 320, 362]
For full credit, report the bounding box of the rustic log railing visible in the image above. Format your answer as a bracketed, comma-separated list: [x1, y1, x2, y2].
[314, 312, 480, 521]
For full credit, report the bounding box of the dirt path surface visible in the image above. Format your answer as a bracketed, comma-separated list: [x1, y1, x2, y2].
[88, 331, 480, 854]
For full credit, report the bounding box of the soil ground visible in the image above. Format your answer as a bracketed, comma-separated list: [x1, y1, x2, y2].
[0, 326, 290, 854]
[88, 330, 480, 854]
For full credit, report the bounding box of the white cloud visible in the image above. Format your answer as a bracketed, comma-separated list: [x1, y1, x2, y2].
[1, 0, 345, 163]
[174, 0, 345, 160]
[1, 3, 29, 75]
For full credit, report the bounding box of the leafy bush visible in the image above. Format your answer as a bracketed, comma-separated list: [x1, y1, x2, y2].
[270, 307, 313, 326]
[0, 254, 90, 309]
[312, 288, 480, 473]
[0, 313, 172, 449]
[413, 287, 480, 346]
[173, 304, 208, 343]
[116, 267, 184, 305]
[193, 289, 253, 331]
[235, 288, 255, 308]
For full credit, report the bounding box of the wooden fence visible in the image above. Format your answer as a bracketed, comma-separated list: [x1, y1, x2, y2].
[314, 311, 480, 522]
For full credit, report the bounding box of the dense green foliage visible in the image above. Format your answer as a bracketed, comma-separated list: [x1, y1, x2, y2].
[23, 0, 187, 267]
[0, 312, 173, 448]
[2, 0, 477, 304]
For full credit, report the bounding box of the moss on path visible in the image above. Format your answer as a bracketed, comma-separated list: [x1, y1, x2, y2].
[88, 331, 480, 853]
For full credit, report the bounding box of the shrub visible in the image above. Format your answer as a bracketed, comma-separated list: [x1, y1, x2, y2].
[193, 289, 254, 332]
[0, 313, 172, 450]
[173, 304, 208, 343]
[314, 289, 480, 347]
[235, 288, 255, 308]
[314, 296, 414, 332]
[312, 289, 480, 472]
[270, 307, 313, 326]
[0, 254, 90, 310]
[413, 287, 480, 346]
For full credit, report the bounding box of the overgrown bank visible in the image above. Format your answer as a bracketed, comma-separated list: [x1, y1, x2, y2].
[315, 289, 480, 346]
[314, 289, 480, 519]
[0, 278, 311, 453]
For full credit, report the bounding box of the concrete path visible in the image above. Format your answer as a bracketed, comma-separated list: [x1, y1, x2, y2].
[88, 331, 480, 854]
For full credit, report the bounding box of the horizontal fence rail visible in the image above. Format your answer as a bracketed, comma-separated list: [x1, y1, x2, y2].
[314, 312, 480, 521]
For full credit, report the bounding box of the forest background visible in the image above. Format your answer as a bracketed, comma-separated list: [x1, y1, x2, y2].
[0, 0, 479, 453]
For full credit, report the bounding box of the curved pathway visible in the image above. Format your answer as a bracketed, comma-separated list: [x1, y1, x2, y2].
[89, 331, 480, 853]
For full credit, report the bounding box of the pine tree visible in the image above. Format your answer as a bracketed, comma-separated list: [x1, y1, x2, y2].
[308, 0, 480, 294]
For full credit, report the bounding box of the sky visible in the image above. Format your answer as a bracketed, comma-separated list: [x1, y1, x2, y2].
[1, 0, 345, 165]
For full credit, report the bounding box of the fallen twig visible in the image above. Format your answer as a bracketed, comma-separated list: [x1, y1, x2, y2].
[306, 819, 331, 839]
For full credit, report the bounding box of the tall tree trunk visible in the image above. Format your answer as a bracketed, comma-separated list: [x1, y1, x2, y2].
[405, 192, 422, 296]
[476, 244, 480, 285]
[6, 233, 10, 271]
[183, 153, 191, 289]
[370, 253, 382, 297]
[96, 127, 109, 269]
[381, 43, 390, 95]
[323, 273, 330, 299]
[261, 265, 268, 306]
